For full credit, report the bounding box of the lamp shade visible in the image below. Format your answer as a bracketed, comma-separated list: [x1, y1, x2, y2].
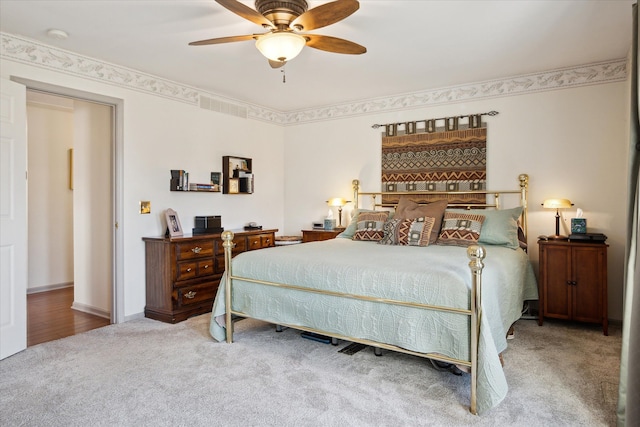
[327, 198, 348, 207]
[255, 32, 306, 62]
[542, 198, 573, 209]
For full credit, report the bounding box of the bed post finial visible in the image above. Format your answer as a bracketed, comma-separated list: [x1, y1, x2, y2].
[518, 174, 529, 245]
[222, 231, 235, 343]
[467, 244, 485, 416]
[518, 173, 529, 187]
[352, 179, 360, 210]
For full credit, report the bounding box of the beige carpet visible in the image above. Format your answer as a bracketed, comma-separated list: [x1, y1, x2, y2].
[0, 314, 620, 426]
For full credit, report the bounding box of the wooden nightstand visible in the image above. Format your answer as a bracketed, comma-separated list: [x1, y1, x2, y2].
[538, 239, 608, 335]
[301, 228, 345, 243]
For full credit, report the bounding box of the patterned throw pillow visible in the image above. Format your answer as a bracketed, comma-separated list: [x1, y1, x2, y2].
[437, 212, 485, 247]
[394, 198, 448, 244]
[352, 211, 390, 241]
[379, 217, 436, 246]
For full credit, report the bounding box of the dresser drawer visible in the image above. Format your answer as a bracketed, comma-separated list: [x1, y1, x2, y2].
[248, 233, 275, 250]
[247, 235, 262, 250]
[176, 258, 215, 281]
[174, 282, 217, 307]
[198, 259, 214, 276]
[261, 234, 274, 248]
[215, 236, 246, 255]
[176, 241, 214, 260]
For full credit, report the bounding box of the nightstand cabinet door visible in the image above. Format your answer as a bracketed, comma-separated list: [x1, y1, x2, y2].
[538, 240, 608, 335]
[572, 245, 606, 324]
[542, 244, 571, 320]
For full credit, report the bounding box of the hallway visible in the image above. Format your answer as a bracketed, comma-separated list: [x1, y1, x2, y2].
[27, 287, 110, 347]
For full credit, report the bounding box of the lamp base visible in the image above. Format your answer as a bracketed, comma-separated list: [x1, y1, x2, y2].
[547, 234, 569, 241]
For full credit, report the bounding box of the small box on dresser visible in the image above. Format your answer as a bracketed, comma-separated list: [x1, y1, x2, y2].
[143, 228, 277, 323]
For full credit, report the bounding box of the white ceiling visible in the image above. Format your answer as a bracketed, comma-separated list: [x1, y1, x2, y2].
[0, 0, 634, 112]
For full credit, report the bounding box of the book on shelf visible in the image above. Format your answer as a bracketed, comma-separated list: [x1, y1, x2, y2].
[188, 183, 219, 192]
[171, 169, 187, 191]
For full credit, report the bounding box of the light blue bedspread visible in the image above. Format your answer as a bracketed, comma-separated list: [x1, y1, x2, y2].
[210, 238, 538, 414]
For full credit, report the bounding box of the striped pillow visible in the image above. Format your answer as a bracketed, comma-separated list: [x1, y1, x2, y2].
[379, 217, 435, 246]
[352, 211, 390, 241]
[437, 212, 485, 247]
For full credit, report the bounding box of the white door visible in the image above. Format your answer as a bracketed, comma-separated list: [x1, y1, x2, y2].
[0, 78, 27, 360]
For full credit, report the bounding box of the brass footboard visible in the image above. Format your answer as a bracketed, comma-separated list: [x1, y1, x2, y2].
[221, 231, 486, 415]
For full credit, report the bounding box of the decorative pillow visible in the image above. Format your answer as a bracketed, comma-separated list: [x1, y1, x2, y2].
[437, 212, 485, 247]
[447, 206, 523, 249]
[352, 211, 390, 241]
[338, 209, 392, 239]
[379, 216, 436, 246]
[394, 198, 448, 244]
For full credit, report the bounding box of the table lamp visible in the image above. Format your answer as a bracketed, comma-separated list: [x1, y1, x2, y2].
[542, 198, 573, 240]
[327, 198, 350, 228]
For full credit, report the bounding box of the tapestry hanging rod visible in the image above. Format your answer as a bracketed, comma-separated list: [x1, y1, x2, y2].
[371, 110, 499, 137]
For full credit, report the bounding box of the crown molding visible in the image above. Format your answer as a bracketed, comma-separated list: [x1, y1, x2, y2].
[1, 32, 627, 126]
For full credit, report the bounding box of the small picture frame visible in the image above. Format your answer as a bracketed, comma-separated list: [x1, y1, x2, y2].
[210, 172, 221, 186]
[165, 208, 183, 237]
[228, 178, 239, 194]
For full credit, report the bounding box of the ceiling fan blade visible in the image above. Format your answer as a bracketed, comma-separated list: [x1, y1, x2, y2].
[305, 34, 366, 55]
[269, 59, 286, 69]
[215, 0, 275, 29]
[189, 34, 257, 46]
[291, 0, 359, 31]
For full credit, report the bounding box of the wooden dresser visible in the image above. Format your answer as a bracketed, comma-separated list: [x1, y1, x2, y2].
[143, 228, 277, 323]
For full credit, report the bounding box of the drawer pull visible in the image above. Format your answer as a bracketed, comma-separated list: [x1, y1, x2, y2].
[184, 291, 197, 299]
[203, 264, 209, 269]
[192, 246, 202, 254]
[186, 267, 192, 272]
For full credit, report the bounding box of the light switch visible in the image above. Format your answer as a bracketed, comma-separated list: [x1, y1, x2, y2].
[140, 201, 151, 214]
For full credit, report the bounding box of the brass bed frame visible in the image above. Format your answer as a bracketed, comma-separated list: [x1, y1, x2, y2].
[221, 174, 530, 415]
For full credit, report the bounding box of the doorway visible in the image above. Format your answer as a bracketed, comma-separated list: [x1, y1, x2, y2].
[26, 89, 115, 344]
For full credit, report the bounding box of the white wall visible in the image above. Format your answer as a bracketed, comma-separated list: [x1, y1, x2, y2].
[1, 59, 286, 320]
[283, 82, 629, 321]
[4, 50, 629, 322]
[26, 98, 74, 291]
[72, 99, 112, 315]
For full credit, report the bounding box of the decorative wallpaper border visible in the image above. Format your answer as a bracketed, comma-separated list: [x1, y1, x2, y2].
[282, 59, 628, 125]
[1, 32, 628, 126]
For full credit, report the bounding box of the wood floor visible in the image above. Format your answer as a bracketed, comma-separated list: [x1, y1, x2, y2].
[27, 287, 111, 347]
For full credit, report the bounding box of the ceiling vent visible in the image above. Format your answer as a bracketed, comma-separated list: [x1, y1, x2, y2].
[199, 95, 247, 119]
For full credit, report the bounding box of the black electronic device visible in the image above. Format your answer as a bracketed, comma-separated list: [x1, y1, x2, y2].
[568, 233, 607, 243]
[193, 215, 223, 234]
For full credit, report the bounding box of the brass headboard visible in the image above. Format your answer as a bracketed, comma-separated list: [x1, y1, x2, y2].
[352, 174, 530, 242]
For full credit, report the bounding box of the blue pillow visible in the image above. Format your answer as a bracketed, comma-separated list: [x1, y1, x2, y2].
[446, 206, 523, 249]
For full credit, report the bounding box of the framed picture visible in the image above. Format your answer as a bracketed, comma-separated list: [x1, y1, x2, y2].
[228, 178, 239, 194]
[165, 208, 183, 237]
[210, 172, 221, 185]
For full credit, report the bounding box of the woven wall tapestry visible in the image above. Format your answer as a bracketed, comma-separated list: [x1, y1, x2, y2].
[381, 127, 487, 206]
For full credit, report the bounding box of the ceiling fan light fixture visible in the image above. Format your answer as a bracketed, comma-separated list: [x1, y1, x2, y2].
[255, 32, 306, 62]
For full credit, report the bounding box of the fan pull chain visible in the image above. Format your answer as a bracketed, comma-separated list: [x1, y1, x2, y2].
[281, 66, 286, 83]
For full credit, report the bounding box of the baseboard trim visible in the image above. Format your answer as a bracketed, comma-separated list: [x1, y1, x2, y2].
[124, 312, 146, 322]
[27, 282, 73, 294]
[71, 301, 110, 319]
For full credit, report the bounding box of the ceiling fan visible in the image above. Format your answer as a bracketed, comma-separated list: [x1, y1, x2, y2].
[189, 0, 366, 68]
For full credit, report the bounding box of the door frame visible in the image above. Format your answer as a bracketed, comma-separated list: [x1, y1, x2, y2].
[14, 77, 124, 324]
